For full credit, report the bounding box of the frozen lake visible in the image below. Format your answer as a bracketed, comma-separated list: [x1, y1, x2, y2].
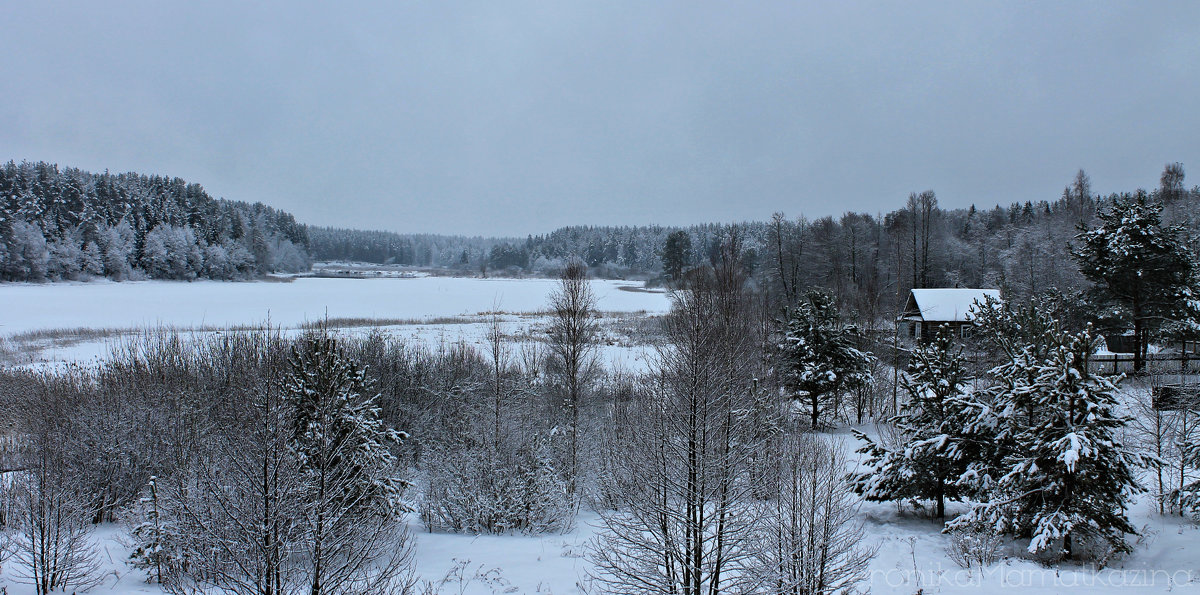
[0, 276, 671, 336]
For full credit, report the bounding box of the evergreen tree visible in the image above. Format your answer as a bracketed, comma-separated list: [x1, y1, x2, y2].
[853, 328, 976, 519]
[128, 476, 174, 585]
[661, 229, 692, 282]
[1175, 427, 1200, 519]
[1072, 191, 1198, 370]
[283, 333, 413, 595]
[0, 160, 309, 282]
[778, 290, 874, 429]
[951, 312, 1149, 560]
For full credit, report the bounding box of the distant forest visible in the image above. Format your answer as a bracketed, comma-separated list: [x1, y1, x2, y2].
[4, 160, 1198, 323]
[0, 161, 310, 281]
[311, 164, 1200, 316]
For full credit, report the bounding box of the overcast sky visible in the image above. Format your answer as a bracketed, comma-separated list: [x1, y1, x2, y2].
[2, 2, 1198, 236]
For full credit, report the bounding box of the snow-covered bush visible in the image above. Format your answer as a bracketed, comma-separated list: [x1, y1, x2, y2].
[420, 439, 572, 534]
[10, 466, 103, 594]
[945, 526, 1003, 569]
[750, 433, 876, 594]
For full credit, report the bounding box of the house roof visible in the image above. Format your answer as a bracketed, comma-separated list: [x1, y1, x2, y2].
[901, 288, 1001, 323]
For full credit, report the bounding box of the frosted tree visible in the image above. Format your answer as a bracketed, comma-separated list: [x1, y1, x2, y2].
[754, 433, 874, 595]
[203, 243, 235, 279]
[545, 260, 599, 495]
[283, 333, 414, 595]
[46, 234, 83, 280]
[853, 327, 977, 519]
[951, 312, 1149, 560]
[778, 290, 874, 429]
[97, 221, 136, 280]
[1, 220, 49, 280]
[1072, 191, 1198, 370]
[143, 225, 203, 280]
[141, 225, 173, 279]
[591, 252, 762, 595]
[272, 238, 310, 273]
[80, 241, 104, 276]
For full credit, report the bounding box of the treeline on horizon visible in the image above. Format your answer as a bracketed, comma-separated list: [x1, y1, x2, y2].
[312, 163, 1199, 316]
[4, 159, 1198, 321]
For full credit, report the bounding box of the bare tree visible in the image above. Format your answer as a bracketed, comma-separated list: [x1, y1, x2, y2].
[10, 382, 102, 595]
[1160, 162, 1185, 203]
[905, 190, 939, 289]
[752, 433, 874, 595]
[10, 469, 102, 595]
[1129, 384, 1174, 515]
[591, 242, 762, 595]
[1068, 169, 1094, 226]
[151, 370, 305, 595]
[546, 260, 599, 495]
[486, 308, 511, 451]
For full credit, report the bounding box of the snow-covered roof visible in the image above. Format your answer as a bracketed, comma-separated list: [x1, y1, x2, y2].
[900, 288, 1001, 323]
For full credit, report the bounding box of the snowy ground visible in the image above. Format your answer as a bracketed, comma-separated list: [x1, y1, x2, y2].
[3, 442, 1197, 594]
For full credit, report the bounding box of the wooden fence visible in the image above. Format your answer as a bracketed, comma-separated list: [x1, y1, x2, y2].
[1087, 353, 1200, 376]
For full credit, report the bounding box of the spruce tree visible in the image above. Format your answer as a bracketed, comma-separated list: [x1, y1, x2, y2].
[951, 316, 1149, 560]
[1176, 430, 1200, 519]
[283, 333, 412, 595]
[661, 230, 692, 282]
[778, 290, 874, 429]
[854, 327, 976, 519]
[128, 476, 174, 585]
[1072, 191, 1198, 370]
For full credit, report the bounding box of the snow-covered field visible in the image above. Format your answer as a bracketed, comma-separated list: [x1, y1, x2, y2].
[0, 276, 670, 370]
[0, 276, 669, 336]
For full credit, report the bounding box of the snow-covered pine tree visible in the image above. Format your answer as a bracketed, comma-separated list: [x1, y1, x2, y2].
[950, 317, 1150, 560]
[1072, 190, 1198, 371]
[778, 290, 874, 429]
[283, 333, 414, 595]
[128, 476, 174, 585]
[853, 327, 976, 519]
[1175, 422, 1200, 518]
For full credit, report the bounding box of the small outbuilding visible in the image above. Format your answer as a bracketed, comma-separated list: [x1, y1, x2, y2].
[898, 288, 1001, 341]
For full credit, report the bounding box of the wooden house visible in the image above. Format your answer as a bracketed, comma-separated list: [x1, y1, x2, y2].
[898, 288, 1001, 341]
